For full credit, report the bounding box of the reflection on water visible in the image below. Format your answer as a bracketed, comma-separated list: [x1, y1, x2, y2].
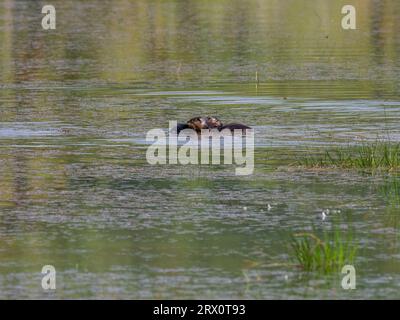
[1, 0, 400, 299]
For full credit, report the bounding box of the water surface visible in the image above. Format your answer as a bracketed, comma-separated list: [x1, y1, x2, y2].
[1, 0, 400, 299]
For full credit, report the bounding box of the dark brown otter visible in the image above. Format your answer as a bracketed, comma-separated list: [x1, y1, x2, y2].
[219, 123, 251, 131]
[205, 116, 223, 129]
[176, 117, 206, 134]
[176, 116, 251, 134]
[176, 123, 189, 134]
[206, 116, 251, 132]
[186, 116, 208, 132]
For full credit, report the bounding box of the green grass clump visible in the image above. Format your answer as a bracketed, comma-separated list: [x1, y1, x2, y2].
[299, 141, 400, 171]
[291, 228, 357, 274]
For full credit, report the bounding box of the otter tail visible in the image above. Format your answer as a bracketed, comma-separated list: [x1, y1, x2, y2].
[176, 123, 189, 134]
[219, 123, 251, 131]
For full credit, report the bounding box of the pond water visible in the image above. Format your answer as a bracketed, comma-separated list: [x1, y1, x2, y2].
[1, 0, 400, 299]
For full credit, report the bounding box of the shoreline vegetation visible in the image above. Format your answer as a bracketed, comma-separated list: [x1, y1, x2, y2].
[288, 140, 400, 273]
[291, 225, 358, 274]
[296, 140, 400, 172]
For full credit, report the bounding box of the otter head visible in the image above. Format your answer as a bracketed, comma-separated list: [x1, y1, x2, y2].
[206, 116, 223, 129]
[187, 117, 207, 132]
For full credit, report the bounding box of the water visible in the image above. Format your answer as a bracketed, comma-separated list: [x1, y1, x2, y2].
[1, 0, 400, 299]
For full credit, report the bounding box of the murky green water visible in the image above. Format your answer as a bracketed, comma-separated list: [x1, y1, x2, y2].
[1, 0, 400, 299]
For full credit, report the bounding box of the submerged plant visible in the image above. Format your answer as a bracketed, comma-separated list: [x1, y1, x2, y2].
[290, 226, 357, 274]
[380, 175, 400, 206]
[379, 176, 400, 230]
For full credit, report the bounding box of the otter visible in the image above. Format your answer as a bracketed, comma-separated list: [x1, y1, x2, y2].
[187, 116, 208, 132]
[176, 123, 189, 134]
[206, 116, 251, 132]
[205, 116, 223, 129]
[175, 116, 251, 134]
[176, 116, 207, 134]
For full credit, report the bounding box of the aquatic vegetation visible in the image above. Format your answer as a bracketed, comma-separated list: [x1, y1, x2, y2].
[299, 141, 400, 171]
[290, 227, 357, 274]
[380, 176, 400, 206]
[379, 176, 400, 229]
